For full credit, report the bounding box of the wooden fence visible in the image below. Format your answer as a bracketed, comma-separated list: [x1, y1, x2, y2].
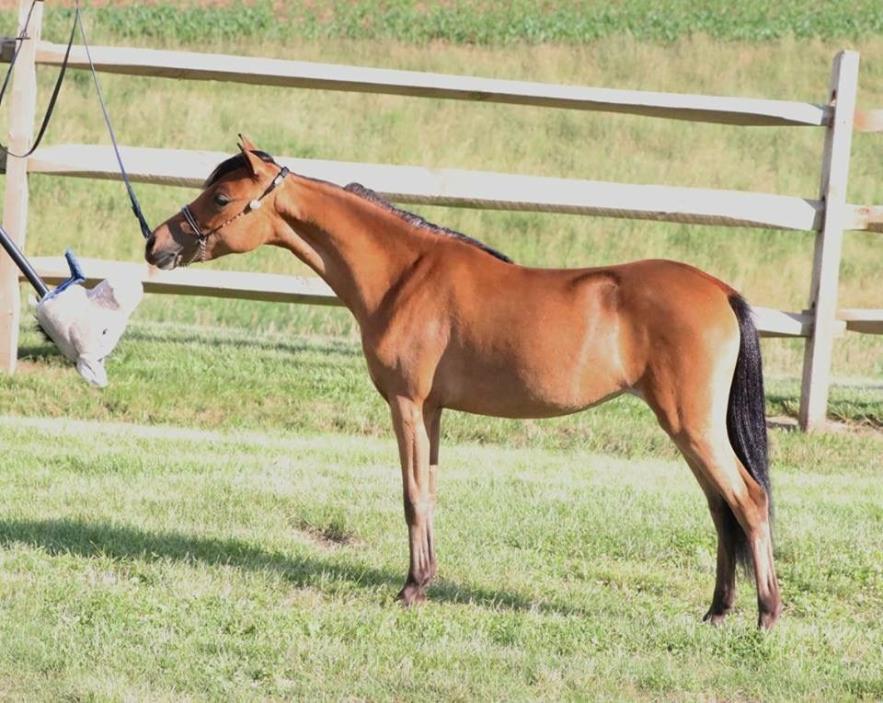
[1, 0, 881, 430]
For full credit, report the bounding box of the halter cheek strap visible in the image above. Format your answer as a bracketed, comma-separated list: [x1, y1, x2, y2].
[180, 204, 204, 240]
[180, 165, 290, 263]
[179, 203, 209, 263]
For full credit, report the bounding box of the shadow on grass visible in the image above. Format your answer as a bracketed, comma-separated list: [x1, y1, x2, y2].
[766, 389, 882, 429]
[0, 517, 587, 617]
[16, 323, 363, 366]
[17, 343, 61, 362]
[125, 327, 363, 359]
[827, 393, 883, 429]
[17, 325, 61, 362]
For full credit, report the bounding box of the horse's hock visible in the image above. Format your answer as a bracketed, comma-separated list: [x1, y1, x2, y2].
[1, 0, 881, 430]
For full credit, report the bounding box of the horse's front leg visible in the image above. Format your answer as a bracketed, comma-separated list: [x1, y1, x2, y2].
[390, 396, 438, 605]
[425, 405, 441, 581]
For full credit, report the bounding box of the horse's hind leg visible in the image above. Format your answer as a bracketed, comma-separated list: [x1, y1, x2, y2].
[687, 468, 738, 623]
[642, 357, 781, 629]
[675, 430, 781, 628]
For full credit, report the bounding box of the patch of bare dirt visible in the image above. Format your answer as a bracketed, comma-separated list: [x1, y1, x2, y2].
[295, 521, 361, 550]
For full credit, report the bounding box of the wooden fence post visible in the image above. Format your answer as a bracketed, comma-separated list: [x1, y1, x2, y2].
[0, 0, 43, 374]
[798, 51, 860, 430]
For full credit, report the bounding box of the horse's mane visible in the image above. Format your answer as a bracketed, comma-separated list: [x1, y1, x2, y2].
[204, 150, 277, 187]
[343, 183, 512, 264]
[204, 152, 511, 264]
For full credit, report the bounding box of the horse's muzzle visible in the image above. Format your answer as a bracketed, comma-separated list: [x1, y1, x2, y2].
[145, 225, 185, 270]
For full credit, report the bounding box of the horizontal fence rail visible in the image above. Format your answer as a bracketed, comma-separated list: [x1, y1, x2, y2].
[19, 144, 830, 230]
[845, 205, 883, 233]
[26, 256, 339, 306]
[18, 144, 883, 233]
[26, 41, 883, 132]
[15, 40, 878, 133]
[838, 308, 883, 334]
[23, 256, 831, 338]
[28, 258, 880, 336]
[0, 39, 836, 128]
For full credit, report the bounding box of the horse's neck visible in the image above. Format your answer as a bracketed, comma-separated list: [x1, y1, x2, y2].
[274, 177, 425, 322]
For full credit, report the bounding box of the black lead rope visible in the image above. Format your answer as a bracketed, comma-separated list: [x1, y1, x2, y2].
[75, 8, 152, 240]
[0, 0, 40, 107]
[0, 0, 77, 159]
[0, 1, 152, 240]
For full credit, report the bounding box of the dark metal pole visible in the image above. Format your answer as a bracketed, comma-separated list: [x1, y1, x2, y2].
[0, 223, 48, 297]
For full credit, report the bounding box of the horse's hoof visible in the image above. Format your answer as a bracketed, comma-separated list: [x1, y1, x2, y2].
[757, 604, 782, 630]
[703, 609, 729, 626]
[397, 584, 427, 606]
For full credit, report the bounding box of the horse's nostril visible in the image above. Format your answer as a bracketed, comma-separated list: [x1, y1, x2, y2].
[144, 238, 163, 266]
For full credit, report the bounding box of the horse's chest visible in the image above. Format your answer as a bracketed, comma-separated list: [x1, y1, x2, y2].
[360, 319, 449, 399]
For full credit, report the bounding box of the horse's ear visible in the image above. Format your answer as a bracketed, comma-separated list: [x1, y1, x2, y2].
[238, 133, 258, 153]
[237, 134, 263, 178]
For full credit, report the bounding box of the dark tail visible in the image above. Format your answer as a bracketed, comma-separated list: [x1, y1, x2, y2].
[724, 294, 771, 568]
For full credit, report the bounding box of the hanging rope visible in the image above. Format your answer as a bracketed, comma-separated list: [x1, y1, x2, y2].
[0, 0, 40, 107]
[0, 1, 153, 240]
[75, 6, 152, 240]
[0, 0, 77, 159]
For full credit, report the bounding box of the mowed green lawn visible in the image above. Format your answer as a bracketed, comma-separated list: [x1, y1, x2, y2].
[0, 2, 881, 699]
[0, 322, 881, 701]
[0, 411, 880, 702]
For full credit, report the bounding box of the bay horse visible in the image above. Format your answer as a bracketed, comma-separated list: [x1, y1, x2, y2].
[146, 136, 782, 629]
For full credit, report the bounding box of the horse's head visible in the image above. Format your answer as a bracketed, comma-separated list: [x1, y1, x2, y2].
[146, 135, 289, 269]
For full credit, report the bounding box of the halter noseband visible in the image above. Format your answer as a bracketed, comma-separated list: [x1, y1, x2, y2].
[180, 164, 290, 263]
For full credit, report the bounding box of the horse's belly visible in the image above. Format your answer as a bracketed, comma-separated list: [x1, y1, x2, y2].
[445, 383, 623, 419]
[437, 344, 626, 419]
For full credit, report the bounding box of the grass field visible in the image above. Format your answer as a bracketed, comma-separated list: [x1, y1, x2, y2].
[0, 2, 881, 700]
[1, 321, 881, 701]
[0, 410, 880, 701]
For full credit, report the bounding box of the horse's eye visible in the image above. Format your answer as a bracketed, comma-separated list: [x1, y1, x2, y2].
[214, 193, 231, 207]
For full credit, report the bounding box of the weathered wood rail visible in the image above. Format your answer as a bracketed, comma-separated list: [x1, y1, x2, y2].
[1, 0, 881, 430]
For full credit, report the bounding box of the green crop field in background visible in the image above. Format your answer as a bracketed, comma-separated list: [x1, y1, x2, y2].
[0, 2, 880, 700]
[21, 0, 883, 46]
